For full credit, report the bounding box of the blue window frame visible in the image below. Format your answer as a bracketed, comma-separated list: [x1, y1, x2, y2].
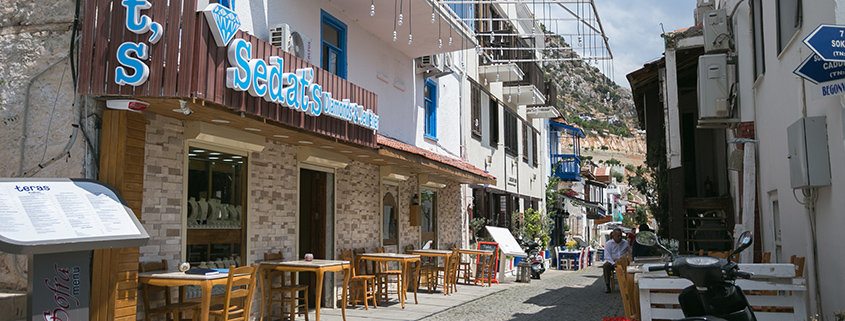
[321, 10, 347, 79]
[445, 2, 475, 30]
[424, 79, 437, 140]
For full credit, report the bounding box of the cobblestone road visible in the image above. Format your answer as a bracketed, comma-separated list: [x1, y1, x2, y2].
[421, 266, 625, 321]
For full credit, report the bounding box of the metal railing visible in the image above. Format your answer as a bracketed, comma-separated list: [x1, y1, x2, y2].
[551, 154, 581, 181]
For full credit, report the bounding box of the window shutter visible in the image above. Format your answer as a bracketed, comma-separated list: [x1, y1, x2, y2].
[489, 98, 499, 147]
[471, 84, 482, 138]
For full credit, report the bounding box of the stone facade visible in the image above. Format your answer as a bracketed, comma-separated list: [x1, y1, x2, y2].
[246, 139, 298, 263]
[139, 113, 185, 267]
[0, 0, 89, 294]
[335, 161, 381, 252]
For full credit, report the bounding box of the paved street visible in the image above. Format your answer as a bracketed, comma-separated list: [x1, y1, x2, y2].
[317, 266, 624, 321]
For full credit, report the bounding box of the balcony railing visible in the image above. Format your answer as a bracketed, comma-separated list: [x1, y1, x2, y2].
[529, 80, 557, 108]
[552, 154, 581, 181]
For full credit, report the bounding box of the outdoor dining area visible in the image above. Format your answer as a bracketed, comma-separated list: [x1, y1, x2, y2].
[136, 245, 497, 321]
[612, 252, 809, 321]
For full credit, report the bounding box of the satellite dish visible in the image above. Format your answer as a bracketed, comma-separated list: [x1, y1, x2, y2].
[290, 31, 306, 60]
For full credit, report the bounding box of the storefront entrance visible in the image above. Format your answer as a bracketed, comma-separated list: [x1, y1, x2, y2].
[420, 189, 437, 248]
[299, 168, 335, 307]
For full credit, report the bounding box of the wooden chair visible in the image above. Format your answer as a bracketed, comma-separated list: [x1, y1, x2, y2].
[403, 245, 419, 291]
[445, 250, 461, 294]
[208, 265, 258, 321]
[761, 252, 772, 263]
[340, 250, 377, 309]
[456, 252, 473, 285]
[475, 251, 495, 287]
[791, 255, 806, 277]
[139, 259, 200, 321]
[263, 251, 308, 321]
[373, 247, 402, 303]
[615, 263, 640, 321]
[420, 250, 459, 295]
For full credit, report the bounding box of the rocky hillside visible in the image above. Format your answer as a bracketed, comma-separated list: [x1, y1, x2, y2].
[542, 34, 645, 163]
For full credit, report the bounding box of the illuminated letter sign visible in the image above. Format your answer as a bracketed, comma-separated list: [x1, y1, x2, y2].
[114, 0, 163, 87]
[224, 38, 378, 130]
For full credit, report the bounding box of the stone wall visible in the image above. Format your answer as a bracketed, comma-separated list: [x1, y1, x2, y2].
[335, 161, 381, 252]
[139, 113, 184, 267]
[246, 140, 298, 263]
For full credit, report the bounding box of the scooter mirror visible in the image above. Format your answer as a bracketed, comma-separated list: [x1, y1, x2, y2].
[635, 231, 658, 246]
[733, 231, 753, 255]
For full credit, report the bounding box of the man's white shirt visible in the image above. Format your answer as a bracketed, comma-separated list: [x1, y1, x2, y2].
[605, 239, 629, 265]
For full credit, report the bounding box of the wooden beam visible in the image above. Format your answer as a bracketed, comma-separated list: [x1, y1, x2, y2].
[92, 110, 146, 321]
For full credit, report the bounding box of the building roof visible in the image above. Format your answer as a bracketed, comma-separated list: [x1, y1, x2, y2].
[377, 135, 496, 184]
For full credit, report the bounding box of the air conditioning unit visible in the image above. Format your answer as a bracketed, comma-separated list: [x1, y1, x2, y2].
[416, 55, 443, 73]
[703, 9, 729, 53]
[270, 23, 312, 62]
[698, 54, 729, 119]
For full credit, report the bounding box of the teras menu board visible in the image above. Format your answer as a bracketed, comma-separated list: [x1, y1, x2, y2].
[0, 179, 148, 254]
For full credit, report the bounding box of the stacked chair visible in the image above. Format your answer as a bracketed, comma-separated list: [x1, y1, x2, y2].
[263, 251, 309, 321]
[139, 259, 200, 321]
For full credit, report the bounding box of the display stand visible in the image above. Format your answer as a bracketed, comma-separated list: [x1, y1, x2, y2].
[0, 178, 149, 320]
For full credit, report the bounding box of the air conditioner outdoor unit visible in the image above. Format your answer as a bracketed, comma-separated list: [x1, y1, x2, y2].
[698, 54, 729, 119]
[270, 23, 312, 62]
[416, 55, 443, 74]
[703, 9, 729, 53]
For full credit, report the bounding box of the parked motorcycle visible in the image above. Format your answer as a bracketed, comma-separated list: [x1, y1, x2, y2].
[636, 230, 756, 321]
[522, 241, 546, 279]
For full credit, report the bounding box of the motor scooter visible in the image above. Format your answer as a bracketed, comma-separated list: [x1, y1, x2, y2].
[635, 230, 756, 321]
[522, 241, 545, 279]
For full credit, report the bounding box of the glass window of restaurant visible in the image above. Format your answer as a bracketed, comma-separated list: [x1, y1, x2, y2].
[420, 189, 437, 248]
[186, 146, 247, 267]
[382, 188, 399, 246]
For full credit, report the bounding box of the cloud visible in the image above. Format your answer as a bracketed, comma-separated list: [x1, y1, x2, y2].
[594, 0, 696, 88]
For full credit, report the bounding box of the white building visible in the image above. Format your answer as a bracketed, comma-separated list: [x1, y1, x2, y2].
[629, 0, 845, 317]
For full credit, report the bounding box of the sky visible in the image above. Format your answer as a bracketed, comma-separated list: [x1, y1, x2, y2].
[576, 0, 696, 88]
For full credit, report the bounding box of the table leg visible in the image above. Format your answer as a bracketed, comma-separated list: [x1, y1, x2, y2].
[399, 261, 407, 309]
[443, 255, 450, 295]
[341, 266, 350, 321]
[315, 271, 324, 321]
[200, 282, 212, 321]
[413, 259, 420, 304]
[259, 266, 268, 321]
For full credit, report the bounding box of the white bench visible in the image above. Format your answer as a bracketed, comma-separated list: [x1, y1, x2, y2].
[635, 264, 807, 321]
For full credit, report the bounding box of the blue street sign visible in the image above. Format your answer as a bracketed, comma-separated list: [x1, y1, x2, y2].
[804, 24, 845, 62]
[794, 54, 845, 85]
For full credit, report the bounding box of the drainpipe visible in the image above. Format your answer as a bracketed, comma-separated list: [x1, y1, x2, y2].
[18, 54, 71, 177]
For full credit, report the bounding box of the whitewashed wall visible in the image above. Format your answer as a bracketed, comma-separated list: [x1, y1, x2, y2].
[725, 0, 845, 317]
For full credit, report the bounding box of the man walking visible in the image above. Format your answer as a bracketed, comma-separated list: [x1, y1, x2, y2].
[603, 228, 629, 293]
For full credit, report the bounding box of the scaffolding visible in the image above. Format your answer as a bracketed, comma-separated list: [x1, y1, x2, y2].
[437, 0, 614, 80]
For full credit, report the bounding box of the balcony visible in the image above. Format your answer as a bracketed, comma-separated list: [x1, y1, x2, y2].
[327, 0, 477, 58]
[552, 154, 581, 181]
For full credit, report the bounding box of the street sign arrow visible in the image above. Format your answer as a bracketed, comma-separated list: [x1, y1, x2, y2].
[794, 53, 845, 85]
[804, 24, 845, 62]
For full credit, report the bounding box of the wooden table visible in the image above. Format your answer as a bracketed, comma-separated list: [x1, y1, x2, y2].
[258, 259, 351, 321]
[138, 271, 230, 321]
[408, 249, 454, 294]
[357, 253, 421, 308]
[457, 249, 494, 286]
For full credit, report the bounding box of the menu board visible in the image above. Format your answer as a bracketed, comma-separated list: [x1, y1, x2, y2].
[0, 179, 148, 254]
[485, 226, 527, 257]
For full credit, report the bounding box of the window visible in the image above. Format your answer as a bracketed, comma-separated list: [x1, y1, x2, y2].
[489, 97, 499, 147]
[321, 10, 347, 78]
[504, 110, 518, 156]
[383, 192, 398, 246]
[446, 2, 475, 30]
[186, 147, 246, 266]
[420, 190, 437, 247]
[522, 123, 529, 162]
[751, 0, 765, 78]
[532, 129, 539, 167]
[471, 84, 482, 138]
[776, 0, 801, 54]
[424, 79, 437, 139]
